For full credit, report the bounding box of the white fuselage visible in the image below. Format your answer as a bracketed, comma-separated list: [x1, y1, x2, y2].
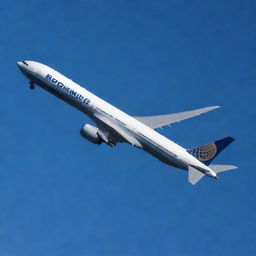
[17, 61, 216, 178]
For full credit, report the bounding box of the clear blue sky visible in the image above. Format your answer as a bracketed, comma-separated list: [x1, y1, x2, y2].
[0, 1, 255, 255]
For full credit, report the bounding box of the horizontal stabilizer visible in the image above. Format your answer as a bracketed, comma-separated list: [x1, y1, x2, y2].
[188, 165, 205, 185]
[209, 164, 237, 173]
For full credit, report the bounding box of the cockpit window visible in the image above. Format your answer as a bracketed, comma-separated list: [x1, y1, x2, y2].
[22, 61, 28, 66]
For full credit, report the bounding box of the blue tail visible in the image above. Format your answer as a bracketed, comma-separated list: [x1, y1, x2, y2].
[187, 137, 235, 166]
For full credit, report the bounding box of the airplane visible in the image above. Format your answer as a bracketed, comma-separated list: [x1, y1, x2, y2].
[17, 61, 237, 185]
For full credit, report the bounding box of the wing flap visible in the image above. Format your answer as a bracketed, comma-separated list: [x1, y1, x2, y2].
[134, 106, 220, 129]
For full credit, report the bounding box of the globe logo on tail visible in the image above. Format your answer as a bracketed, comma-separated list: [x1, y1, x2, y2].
[190, 142, 217, 162]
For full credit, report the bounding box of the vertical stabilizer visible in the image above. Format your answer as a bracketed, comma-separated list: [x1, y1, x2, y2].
[187, 137, 235, 165]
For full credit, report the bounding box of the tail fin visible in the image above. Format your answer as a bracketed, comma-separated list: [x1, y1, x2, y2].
[187, 137, 235, 165]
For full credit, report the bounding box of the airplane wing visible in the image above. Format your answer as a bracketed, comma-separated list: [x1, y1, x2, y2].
[133, 106, 220, 129]
[92, 114, 142, 147]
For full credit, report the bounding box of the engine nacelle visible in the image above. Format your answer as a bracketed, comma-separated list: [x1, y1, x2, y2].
[80, 124, 102, 144]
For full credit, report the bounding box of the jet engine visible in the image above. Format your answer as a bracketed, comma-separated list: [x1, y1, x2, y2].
[80, 124, 103, 144]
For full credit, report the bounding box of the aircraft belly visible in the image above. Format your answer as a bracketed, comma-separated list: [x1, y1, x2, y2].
[139, 139, 187, 170]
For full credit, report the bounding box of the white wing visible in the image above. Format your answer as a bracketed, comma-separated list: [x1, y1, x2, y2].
[134, 106, 220, 129]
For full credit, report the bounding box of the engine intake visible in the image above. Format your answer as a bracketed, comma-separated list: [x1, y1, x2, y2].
[80, 124, 102, 144]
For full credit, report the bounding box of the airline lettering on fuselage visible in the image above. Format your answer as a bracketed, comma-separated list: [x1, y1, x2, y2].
[46, 74, 90, 104]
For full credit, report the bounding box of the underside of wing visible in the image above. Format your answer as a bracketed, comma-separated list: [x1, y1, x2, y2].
[92, 114, 142, 147]
[134, 106, 220, 129]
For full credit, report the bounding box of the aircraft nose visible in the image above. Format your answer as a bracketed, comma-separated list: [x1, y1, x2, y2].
[17, 61, 29, 76]
[17, 61, 29, 68]
[17, 61, 22, 68]
[17, 61, 30, 72]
